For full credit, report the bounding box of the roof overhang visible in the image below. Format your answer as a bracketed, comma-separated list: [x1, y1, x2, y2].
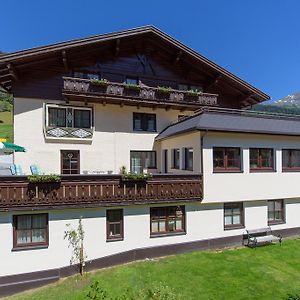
[0, 26, 270, 106]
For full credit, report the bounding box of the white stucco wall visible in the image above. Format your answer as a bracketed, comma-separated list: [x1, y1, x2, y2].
[1, 199, 299, 277]
[203, 132, 300, 203]
[13, 98, 186, 175]
[158, 131, 201, 174]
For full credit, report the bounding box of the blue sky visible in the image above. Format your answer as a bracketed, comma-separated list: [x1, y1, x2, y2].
[1, 0, 299, 102]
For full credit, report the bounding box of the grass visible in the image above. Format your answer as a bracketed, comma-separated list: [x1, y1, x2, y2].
[6, 238, 300, 300]
[0, 111, 13, 142]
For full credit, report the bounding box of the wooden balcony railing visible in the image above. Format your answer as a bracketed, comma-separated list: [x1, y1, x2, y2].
[63, 77, 218, 109]
[0, 174, 202, 211]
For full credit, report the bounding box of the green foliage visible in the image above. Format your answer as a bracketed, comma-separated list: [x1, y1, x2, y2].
[186, 89, 202, 97]
[157, 86, 173, 94]
[124, 83, 140, 90]
[119, 165, 127, 175]
[90, 79, 108, 86]
[122, 172, 152, 181]
[87, 281, 109, 300]
[27, 174, 61, 183]
[119, 165, 152, 180]
[252, 104, 300, 116]
[64, 218, 87, 275]
[285, 294, 300, 300]
[0, 89, 13, 112]
[86, 281, 178, 300]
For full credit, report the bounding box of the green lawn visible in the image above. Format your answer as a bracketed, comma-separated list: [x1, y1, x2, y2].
[0, 111, 13, 142]
[6, 238, 300, 300]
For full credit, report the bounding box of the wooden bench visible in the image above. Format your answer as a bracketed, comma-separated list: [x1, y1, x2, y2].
[246, 227, 282, 247]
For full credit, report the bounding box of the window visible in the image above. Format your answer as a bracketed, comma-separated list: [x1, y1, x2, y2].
[107, 209, 123, 241]
[172, 148, 180, 169]
[213, 147, 241, 172]
[184, 148, 193, 171]
[224, 203, 244, 230]
[282, 149, 300, 171]
[130, 151, 156, 174]
[150, 206, 185, 236]
[74, 109, 91, 128]
[61, 150, 80, 174]
[133, 113, 156, 132]
[268, 200, 284, 225]
[250, 148, 274, 171]
[86, 73, 99, 80]
[13, 214, 48, 248]
[47, 105, 92, 129]
[178, 84, 203, 92]
[48, 107, 66, 127]
[125, 77, 139, 85]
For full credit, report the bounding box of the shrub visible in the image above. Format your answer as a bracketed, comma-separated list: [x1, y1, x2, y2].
[186, 89, 202, 97]
[86, 281, 179, 299]
[157, 86, 173, 94]
[122, 173, 152, 181]
[28, 174, 61, 183]
[285, 293, 300, 300]
[124, 83, 140, 90]
[91, 79, 108, 86]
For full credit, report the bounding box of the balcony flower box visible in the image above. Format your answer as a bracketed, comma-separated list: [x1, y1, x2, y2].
[123, 84, 141, 97]
[89, 79, 108, 93]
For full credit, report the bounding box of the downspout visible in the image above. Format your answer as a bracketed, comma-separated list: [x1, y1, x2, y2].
[200, 130, 208, 200]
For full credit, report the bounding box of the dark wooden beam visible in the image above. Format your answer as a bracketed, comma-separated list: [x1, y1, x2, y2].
[0, 74, 11, 80]
[173, 51, 182, 64]
[0, 82, 10, 92]
[206, 75, 222, 90]
[7, 63, 18, 81]
[62, 50, 69, 71]
[115, 39, 120, 56]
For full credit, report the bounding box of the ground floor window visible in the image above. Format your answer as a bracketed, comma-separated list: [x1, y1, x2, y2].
[224, 203, 244, 230]
[268, 200, 284, 225]
[13, 214, 48, 248]
[150, 206, 185, 236]
[106, 209, 123, 241]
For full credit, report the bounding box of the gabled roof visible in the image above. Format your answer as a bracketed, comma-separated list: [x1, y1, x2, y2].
[156, 107, 300, 140]
[0, 26, 270, 105]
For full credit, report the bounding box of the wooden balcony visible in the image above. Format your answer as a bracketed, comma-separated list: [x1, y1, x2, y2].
[62, 77, 218, 110]
[0, 174, 202, 211]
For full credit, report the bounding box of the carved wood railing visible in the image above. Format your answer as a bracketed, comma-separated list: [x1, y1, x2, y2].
[63, 77, 218, 107]
[0, 174, 202, 211]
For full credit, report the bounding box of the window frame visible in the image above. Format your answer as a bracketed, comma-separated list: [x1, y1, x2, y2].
[268, 200, 285, 225]
[13, 213, 49, 249]
[46, 104, 93, 129]
[150, 206, 186, 237]
[130, 150, 157, 174]
[106, 209, 124, 241]
[184, 147, 193, 171]
[133, 113, 157, 132]
[249, 148, 275, 172]
[282, 149, 300, 171]
[213, 147, 241, 173]
[172, 148, 180, 169]
[224, 202, 244, 230]
[61, 150, 80, 174]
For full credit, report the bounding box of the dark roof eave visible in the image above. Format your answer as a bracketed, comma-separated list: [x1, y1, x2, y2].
[0, 26, 270, 101]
